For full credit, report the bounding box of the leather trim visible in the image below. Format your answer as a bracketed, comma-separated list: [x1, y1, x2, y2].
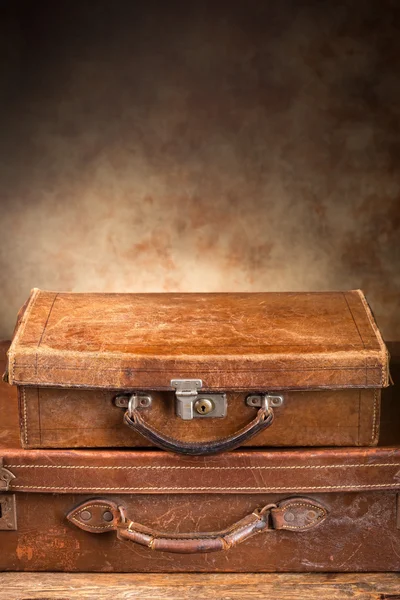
[4, 448, 400, 494]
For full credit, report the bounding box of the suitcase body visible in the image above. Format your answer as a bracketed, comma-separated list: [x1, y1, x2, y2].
[1, 447, 400, 572]
[5, 289, 389, 452]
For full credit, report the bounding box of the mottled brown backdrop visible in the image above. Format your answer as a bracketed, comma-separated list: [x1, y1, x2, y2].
[0, 0, 399, 339]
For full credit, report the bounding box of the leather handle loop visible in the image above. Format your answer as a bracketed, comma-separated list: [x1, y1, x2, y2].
[67, 497, 329, 554]
[117, 506, 273, 553]
[123, 407, 274, 456]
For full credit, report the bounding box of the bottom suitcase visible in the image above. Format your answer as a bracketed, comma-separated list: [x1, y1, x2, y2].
[1, 447, 400, 572]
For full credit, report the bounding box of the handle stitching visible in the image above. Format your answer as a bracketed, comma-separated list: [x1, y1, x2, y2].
[272, 502, 327, 529]
[70, 516, 114, 530]
[273, 502, 325, 512]
[70, 503, 117, 531]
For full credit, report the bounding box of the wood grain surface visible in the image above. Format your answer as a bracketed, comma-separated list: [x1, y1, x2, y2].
[1, 572, 400, 600]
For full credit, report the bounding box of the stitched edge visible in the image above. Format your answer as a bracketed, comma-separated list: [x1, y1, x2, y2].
[71, 517, 114, 531]
[12, 364, 374, 371]
[70, 503, 116, 531]
[21, 387, 28, 446]
[355, 289, 389, 387]
[273, 502, 324, 512]
[371, 389, 379, 444]
[272, 502, 326, 530]
[8, 289, 41, 384]
[10, 483, 400, 491]
[6, 462, 400, 470]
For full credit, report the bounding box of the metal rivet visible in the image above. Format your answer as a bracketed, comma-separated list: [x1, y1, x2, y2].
[284, 511, 295, 522]
[80, 510, 92, 521]
[103, 511, 113, 522]
[271, 396, 283, 407]
[307, 510, 317, 520]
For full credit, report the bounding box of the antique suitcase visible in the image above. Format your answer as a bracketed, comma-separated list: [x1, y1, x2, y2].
[4, 289, 389, 453]
[1, 446, 400, 572]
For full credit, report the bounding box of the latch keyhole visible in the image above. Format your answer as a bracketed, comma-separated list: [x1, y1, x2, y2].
[194, 398, 214, 415]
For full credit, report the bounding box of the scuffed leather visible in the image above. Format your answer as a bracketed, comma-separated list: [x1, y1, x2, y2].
[4, 446, 400, 493]
[6, 289, 389, 390]
[18, 385, 381, 449]
[2, 446, 400, 571]
[67, 497, 328, 554]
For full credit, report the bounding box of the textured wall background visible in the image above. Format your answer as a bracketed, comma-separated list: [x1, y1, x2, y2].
[0, 0, 399, 339]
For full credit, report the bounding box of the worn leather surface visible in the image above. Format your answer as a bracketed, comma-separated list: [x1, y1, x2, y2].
[67, 497, 327, 554]
[1, 490, 398, 572]
[3, 446, 400, 493]
[18, 385, 380, 449]
[6, 289, 389, 390]
[0, 460, 399, 570]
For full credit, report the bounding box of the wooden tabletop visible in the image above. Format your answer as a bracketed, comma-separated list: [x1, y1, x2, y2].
[1, 572, 400, 600]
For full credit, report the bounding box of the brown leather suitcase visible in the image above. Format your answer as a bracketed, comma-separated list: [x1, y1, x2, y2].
[4, 289, 389, 454]
[1, 446, 400, 572]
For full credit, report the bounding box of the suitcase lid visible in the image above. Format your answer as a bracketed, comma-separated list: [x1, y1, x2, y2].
[2, 447, 400, 494]
[5, 288, 389, 391]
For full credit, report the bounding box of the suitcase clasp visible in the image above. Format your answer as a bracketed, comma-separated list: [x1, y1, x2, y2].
[171, 379, 227, 420]
[0, 459, 15, 493]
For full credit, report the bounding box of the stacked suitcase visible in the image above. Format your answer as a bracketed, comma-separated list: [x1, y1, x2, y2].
[0, 288, 398, 571]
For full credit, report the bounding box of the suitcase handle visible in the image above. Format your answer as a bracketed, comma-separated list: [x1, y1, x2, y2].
[123, 404, 274, 455]
[67, 497, 328, 554]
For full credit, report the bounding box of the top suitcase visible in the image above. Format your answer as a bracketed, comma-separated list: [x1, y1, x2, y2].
[4, 289, 389, 454]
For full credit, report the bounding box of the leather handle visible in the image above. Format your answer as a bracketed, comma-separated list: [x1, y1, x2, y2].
[123, 406, 274, 455]
[68, 497, 328, 554]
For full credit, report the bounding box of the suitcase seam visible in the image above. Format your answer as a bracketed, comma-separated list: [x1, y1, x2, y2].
[6, 463, 400, 470]
[10, 483, 400, 491]
[21, 386, 28, 446]
[371, 388, 378, 444]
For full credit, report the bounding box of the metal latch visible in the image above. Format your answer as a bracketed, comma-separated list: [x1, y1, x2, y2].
[0, 459, 17, 531]
[171, 379, 227, 420]
[0, 459, 15, 492]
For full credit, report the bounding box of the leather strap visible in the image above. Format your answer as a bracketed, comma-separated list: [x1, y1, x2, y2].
[123, 407, 274, 455]
[68, 497, 328, 554]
